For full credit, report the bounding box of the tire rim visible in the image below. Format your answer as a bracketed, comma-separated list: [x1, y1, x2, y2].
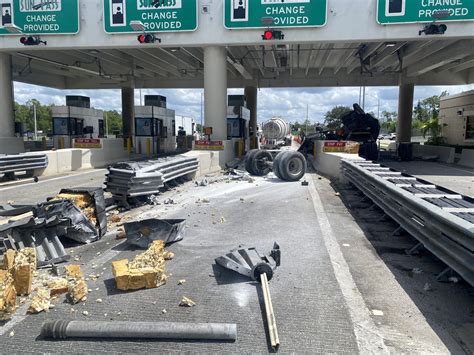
[288, 157, 303, 177]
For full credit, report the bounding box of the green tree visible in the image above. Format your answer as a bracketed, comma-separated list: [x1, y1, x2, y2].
[413, 91, 448, 122]
[104, 110, 122, 134]
[323, 106, 352, 130]
[14, 99, 53, 133]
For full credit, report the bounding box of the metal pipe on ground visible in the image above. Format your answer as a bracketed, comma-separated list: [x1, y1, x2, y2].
[41, 320, 237, 341]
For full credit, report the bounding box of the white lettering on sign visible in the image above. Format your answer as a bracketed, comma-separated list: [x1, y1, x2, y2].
[418, 0, 468, 18]
[137, 0, 182, 10]
[421, 0, 463, 6]
[23, 23, 59, 31]
[26, 14, 56, 22]
[19, 0, 61, 12]
[141, 11, 178, 20]
[265, 6, 306, 15]
[265, 5, 308, 25]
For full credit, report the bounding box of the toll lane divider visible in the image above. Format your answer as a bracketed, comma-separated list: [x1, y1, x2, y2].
[341, 159, 474, 286]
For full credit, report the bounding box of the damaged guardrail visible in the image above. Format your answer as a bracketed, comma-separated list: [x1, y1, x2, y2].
[105, 156, 199, 205]
[0, 153, 48, 180]
[341, 159, 474, 286]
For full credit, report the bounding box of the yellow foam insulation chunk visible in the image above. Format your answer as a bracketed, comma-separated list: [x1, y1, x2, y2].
[64, 265, 84, 279]
[13, 248, 36, 296]
[53, 192, 97, 226]
[27, 288, 51, 314]
[112, 240, 169, 291]
[0, 270, 17, 320]
[64, 265, 88, 304]
[45, 278, 69, 297]
[1, 249, 16, 271]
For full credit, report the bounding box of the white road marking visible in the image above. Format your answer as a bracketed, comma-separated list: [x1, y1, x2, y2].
[308, 176, 389, 354]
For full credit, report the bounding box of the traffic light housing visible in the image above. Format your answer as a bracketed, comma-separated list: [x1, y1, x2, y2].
[419, 23, 447, 36]
[262, 30, 284, 41]
[137, 34, 161, 44]
[20, 36, 47, 46]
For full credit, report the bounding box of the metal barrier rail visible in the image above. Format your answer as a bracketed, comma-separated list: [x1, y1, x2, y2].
[105, 156, 199, 202]
[0, 153, 48, 176]
[341, 159, 474, 286]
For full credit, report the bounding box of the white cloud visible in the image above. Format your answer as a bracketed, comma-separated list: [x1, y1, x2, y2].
[13, 82, 474, 124]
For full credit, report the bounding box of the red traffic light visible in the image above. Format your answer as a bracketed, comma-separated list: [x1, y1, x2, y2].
[263, 30, 273, 40]
[262, 30, 284, 41]
[137, 34, 160, 44]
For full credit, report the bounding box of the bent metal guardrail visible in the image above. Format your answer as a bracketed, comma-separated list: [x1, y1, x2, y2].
[0, 153, 48, 178]
[341, 159, 474, 286]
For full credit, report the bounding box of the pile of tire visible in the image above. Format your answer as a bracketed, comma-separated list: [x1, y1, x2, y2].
[245, 149, 306, 182]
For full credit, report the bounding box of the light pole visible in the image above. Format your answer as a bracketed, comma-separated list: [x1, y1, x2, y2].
[33, 104, 37, 140]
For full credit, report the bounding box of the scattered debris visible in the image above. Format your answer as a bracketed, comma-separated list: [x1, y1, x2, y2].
[215, 243, 281, 349]
[179, 296, 196, 307]
[0, 270, 17, 320]
[124, 219, 185, 248]
[112, 240, 169, 291]
[66, 265, 88, 304]
[46, 278, 69, 296]
[96, 299, 103, 303]
[13, 248, 36, 296]
[164, 198, 175, 205]
[335, 192, 341, 197]
[82, 310, 89, 316]
[372, 310, 384, 316]
[202, 198, 210, 203]
[9, 331, 14, 337]
[412, 268, 423, 274]
[178, 279, 186, 285]
[448, 276, 459, 283]
[301, 180, 309, 186]
[110, 215, 121, 223]
[423, 283, 433, 292]
[162, 309, 167, 314]
[27, 288, 51, 314]
[342, 244, 350, 247]
[195, 178, 209, 187]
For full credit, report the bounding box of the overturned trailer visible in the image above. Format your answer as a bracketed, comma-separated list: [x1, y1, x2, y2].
[244, 104, 380, 181]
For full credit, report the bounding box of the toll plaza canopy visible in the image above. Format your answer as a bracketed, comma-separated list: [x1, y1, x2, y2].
[0, 0, 473, 90]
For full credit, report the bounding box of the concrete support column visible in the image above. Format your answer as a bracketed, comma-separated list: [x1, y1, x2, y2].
[121, 87, 135, 138]
[0, 53, 15, 138]
[396, 83, 415, 143]
[204, 46, 227, 141]
[244, 86, 258, 148]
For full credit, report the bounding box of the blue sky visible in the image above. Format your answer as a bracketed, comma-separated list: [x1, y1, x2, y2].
[13, 82, 474, 124]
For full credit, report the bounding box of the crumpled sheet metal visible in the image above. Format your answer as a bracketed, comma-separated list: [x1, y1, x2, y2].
[124, 219, 186, 248]
[0, 216, 71, 267]
[35, 200, 98, 244]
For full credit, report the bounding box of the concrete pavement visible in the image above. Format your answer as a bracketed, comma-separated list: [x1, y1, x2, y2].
[0, 168, 471, 353]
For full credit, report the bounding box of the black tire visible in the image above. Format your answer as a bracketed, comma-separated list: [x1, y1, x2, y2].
[245, 149, 260, 175]
[279, 151, 306, 182]
[272, 151, 289, 179]
[250, 150, 273, 176]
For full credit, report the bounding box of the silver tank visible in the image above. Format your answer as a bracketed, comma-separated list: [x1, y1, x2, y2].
[262, 117, 291, 141]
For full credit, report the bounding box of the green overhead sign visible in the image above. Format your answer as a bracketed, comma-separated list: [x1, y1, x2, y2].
[377, 0, 474, 24]
[0, 0, 79, 35]
[103, 0, 198, 34]
[224, 0, 327, 29]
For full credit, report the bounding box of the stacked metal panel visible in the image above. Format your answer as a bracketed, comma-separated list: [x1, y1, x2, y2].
[341, 159, 474, 286]
[105, 156, 199, 200]
[0, 153, 48, 178]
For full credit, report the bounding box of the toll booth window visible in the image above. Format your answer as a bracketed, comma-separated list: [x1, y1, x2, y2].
[53, 117, 69, 135]
[136, 118, 154, 136]
[75, 119, 84, 136]
[172, 120, 176, 136]
[466, 117, 474, 140]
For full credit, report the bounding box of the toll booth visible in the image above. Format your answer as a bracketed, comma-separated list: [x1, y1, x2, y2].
[227, 95, 250, 154]
[134, 95, 176, 155]
[52, 96, 104, 149]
